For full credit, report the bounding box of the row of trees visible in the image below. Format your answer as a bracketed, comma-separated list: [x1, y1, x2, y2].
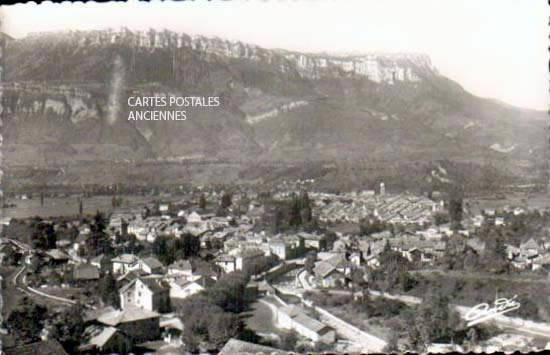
[269, 191, 315, 234]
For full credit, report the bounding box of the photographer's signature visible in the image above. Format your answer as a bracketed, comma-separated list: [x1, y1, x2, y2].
[465, 295, 521, 327]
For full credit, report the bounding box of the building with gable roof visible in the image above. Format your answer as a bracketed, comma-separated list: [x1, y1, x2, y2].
[276, 305, 335, 343]
[119, 277, 170, 313]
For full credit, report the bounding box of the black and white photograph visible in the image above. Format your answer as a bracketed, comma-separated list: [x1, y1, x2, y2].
[0, 0, 548, 353]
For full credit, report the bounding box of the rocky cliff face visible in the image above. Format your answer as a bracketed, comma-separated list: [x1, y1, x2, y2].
[21, 28, 436, 83]
[2, 28, 546, 187]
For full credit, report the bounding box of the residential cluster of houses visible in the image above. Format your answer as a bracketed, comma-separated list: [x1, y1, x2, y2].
[78, 254, 219, 353]
[310, 191, 440, 225]
[506, 238, 550, 272]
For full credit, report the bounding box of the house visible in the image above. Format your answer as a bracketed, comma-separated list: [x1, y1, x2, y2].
[73, 263, 100, 282]
[313, 261, 346, 288]
[97, 306, 161, 342]
[112, 254, 140, 274]
[495, 217, 505, 226]
[167, 259, 193, 278]
[44, 249, 70, 266]
[78, 325, 132, 354]
[466, 238, 486, 255]
[219, 339, 287, 355]
[324, 253, 352, 275]
[215, 254, 236, 273]
[299, 232, 328, 250]
[520, 238, 541, 259]
[158, 203, 170, 214]
[511, 256, 531, 270]
[505, 245, 520, 260]
[532, 255, 550, 272]
[513, 207, 525, 216]
[234, 248, 266, 271]
[276, 305, 336, 343]
[268, 236, 304, 260]
[139, 256, 164, 274]
[472, 215, 484, 227]
[169, 276, 216, 299]
[73, 233, 88, 253]
[119, 277, 171, 313]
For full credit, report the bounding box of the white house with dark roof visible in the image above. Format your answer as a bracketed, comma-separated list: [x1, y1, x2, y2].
[313, 260, 346, 288]
[169, 276, 216, 299]
[167, 259, 193, 277]
[112, 254, 140, 274]
[215, 254, 237, 273]
[139, 256, 164, 274]
[119, 277, 170, 313]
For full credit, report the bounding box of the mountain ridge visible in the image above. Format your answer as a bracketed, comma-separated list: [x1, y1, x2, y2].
[1, 28, 546, 190]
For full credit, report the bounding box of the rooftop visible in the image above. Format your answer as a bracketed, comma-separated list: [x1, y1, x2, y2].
[97, 306, 160, 326]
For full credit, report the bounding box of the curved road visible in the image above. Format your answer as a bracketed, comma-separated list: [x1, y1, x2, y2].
[11, 265, 77, 305]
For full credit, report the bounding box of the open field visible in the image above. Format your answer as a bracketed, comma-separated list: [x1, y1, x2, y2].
[2, 194, 154, 219]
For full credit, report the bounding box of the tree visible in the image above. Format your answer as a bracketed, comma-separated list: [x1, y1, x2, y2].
[99, 271, 119, 307]
[30, 218, 56, 250]
[272, 207, 284, 234]
[433, 212, 451, 226]
[152, 235, 170, 263]
[288, 197, 302, 227]
[179, 233, 200, 259]
[78, 197, 84, 216]
[405, 290, 462, 349]
[304, 251, 317, 274]
[370, 242, 414, 292]
[207, 312, 241, 348]
[199, 193, 207, 210]
[7, 297, 47, 344]
[299, 191, 312, 223]
[86, 211, 112, 257]
[448, 196, 463, 230]
[279, 330, 299, 351]
[221, 192, 232, 209]
[383, 332, 400, 353]
[51, 304, 85, 353]
[351, 267, 368, 293]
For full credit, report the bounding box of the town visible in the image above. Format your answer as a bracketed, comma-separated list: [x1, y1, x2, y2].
[2, 181, 550, 354]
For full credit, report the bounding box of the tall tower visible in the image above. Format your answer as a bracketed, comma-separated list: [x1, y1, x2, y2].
[380, 182, 386, 196]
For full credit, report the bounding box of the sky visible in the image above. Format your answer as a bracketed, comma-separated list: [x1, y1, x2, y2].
[1, 0, 547, 110]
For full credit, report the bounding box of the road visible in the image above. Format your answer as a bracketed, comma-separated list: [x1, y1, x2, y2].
[10, 265, 77, 306]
